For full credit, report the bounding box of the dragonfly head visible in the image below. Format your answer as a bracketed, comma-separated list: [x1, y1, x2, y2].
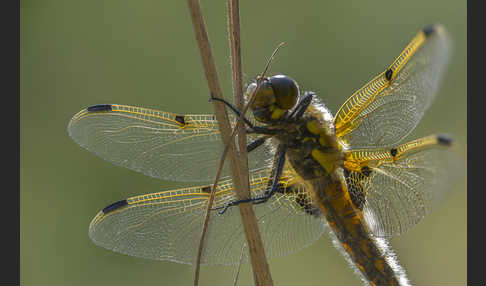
[246, 74, 300, 123]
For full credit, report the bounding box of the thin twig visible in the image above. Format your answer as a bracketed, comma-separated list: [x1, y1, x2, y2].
[225, 42, 285, 143]
[228, 0, 248, 184]
[227, 1, 273, 285]
[186, 1, 234, 285]
[192, 42, 284, 286]
[205, 43, 284, 285]
[233, 244, 247, 286]
[187, 1, 275, 285]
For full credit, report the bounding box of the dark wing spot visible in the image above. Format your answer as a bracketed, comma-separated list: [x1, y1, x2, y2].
[102, 199, 128, 214]
[201, 186, 212, 193]
[87, 104, 112, 112]
[390, 148, 397, 157]
[385, 69, 393, 81]
[423, 24, 437, 37]
[437, 134, 452, 146]
[175, 115, 186, 125]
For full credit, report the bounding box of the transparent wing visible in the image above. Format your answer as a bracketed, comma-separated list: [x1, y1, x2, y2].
[88, 168, 326, 265]
[343, 135, 462, 237]
[67, 104, 273, 182]
[334, 24, 451, 148]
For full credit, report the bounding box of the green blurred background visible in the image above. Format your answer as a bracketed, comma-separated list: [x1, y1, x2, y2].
[21, 0, 466, 285]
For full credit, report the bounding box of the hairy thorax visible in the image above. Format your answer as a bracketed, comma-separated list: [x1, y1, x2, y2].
[271, 100, 345, 181]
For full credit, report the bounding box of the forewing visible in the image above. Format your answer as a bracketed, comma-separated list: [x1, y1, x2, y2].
[88, 168, 326, 265]
[344, 135, 462, 237]
[67, 104, 273, 182]
[334, 24, 451, 148]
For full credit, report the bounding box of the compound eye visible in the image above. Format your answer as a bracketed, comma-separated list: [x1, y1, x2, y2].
[269, 75, 299, 110]
[247, 79, 276, 109]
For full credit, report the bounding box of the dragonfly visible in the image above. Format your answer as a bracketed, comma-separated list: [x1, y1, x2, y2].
[68, 24, 457, 285]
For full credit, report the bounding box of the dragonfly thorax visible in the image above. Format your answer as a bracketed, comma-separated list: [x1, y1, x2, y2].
[280, 108, 344, 180]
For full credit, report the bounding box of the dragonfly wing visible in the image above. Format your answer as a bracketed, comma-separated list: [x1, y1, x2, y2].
[88, 168, 326, 265]
[344, 135, 462, 237]
[334, 24, 451, 148]
[68, 104, 273, 182]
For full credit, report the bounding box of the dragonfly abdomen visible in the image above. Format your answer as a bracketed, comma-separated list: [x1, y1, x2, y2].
[311, 175, 408, 286]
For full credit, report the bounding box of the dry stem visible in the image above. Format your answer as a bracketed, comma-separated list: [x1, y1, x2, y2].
[187, 0, 273, 285]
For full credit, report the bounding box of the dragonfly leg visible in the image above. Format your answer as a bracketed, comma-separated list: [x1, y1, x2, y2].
[247, 137, 267, 153]
[288, 91, 314, 120]
[209, 96, 255, 128]
[210, 96, 277, 135]
[216, 145, 287, 214]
